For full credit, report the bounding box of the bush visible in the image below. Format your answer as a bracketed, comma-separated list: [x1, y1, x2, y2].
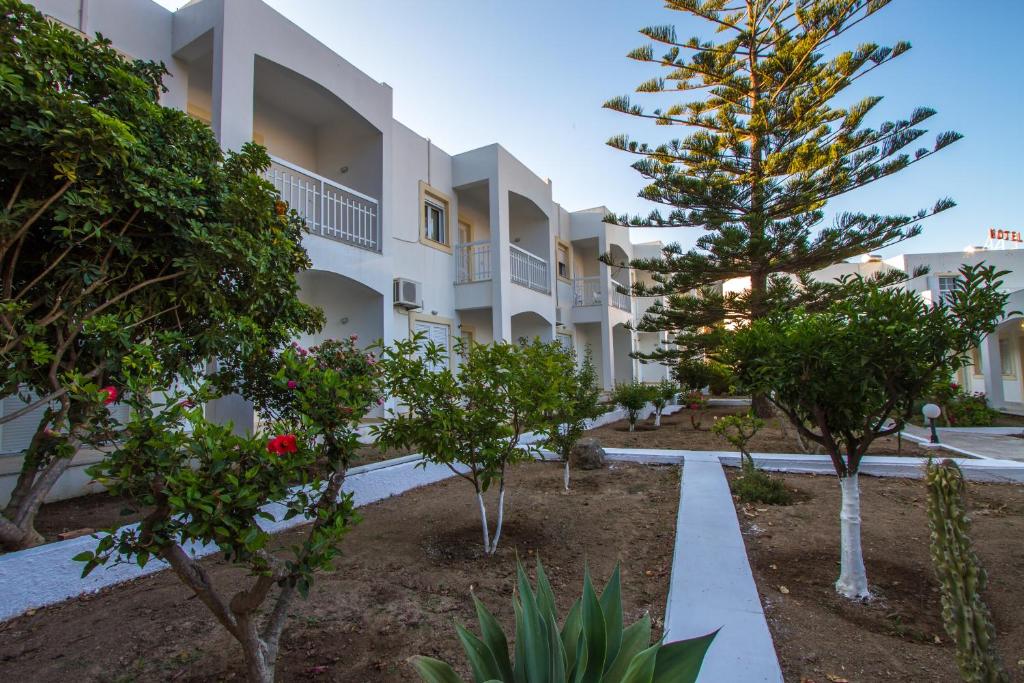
[706, 362, 733, 396]
[610, 381, 655, 431]
[712, 414, 792, 505]
[681, 391, 708, 430]
[410, 558, 716, 683]
[650, 379, 679, 427]
[946, 391, 999, 427]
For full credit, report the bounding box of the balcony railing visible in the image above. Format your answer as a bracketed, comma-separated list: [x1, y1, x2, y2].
[573, 276, 631, 312]
[265, 156, 380, 253]
[509, 245, 550, 293]
[455, 240, 493, 284]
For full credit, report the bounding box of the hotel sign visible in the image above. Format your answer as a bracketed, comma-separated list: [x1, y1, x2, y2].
[989, 228, 1023, 243]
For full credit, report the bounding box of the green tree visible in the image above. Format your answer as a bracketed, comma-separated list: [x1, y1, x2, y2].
[650, 378, 679, 427]
[611, 381, 655, 432]
[77, 338, 382, 683]
[604, 0, 960, 416]
[537, 346, 604, 490]
[0, 1, 319, 549]
[374, 336, 564, 555]
[726, 264, 1011, 598]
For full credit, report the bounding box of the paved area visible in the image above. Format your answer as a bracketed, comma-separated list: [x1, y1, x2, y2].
[902, 424, 1024, 462]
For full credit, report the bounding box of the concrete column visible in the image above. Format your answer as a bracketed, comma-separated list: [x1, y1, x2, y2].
[490, 181, 512, 341]
[211, 14, 254, 152]
[980, 333, 1006, 409]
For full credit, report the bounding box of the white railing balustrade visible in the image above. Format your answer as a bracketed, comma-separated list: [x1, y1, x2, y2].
[265, 156, 380, 253]
[509, 245, 550, 293]
[573, 276, 602, 306]
[611, 278, 632, 312]
[455, 240, 493, 284]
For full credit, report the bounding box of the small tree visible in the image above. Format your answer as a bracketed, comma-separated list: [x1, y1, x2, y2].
[537, 346, 604, 491]
[727, 265, 1010, 598]
[712, 414, 790, 505]
[375, 335, 563, 555]
[76, 338, 383, 682]
[611, 381, 654, 432]
[0, 2, 319, 550]
[650, 378, 678, 427]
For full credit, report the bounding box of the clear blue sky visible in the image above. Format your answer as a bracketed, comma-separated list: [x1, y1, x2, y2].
[158, 0, 1023, 257]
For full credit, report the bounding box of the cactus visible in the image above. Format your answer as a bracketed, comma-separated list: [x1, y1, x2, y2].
[410, 558, 717, 683]
[925, 459, 1009, 683]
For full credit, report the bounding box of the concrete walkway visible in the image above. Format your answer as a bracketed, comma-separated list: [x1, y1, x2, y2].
[902, 424, 1024, 462]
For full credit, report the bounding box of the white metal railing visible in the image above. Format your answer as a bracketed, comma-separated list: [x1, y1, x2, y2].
[455, 240, 493, 284]
[265, 156, 380, 253]
[611, 278, 632, 312]
[509, 245, 550, 293]
[574, 276, 603, 306]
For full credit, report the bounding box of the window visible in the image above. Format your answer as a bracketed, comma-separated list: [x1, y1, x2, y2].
[999, 338, 1015, 376]
[424, 200, 446, 244]
[557, 245, 570, 280]
[413, 320, 450, 372]
[938, 276, 958, 304]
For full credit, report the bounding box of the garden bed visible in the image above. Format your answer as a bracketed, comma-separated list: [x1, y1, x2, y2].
[731, 470, 1024, 682]
[0, 460, 680, 681]
[588, 406, 933, 456]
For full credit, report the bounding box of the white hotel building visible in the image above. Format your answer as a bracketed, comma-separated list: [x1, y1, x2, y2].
[0, 0, 672, 486]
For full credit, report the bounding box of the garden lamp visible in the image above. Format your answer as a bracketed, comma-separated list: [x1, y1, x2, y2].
[922, 403, 941, 444]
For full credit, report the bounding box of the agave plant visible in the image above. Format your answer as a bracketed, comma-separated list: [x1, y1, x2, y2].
[410, 559, 716, 682]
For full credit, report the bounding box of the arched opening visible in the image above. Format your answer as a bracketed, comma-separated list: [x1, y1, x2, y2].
[295, 270, 385, 349]
[511, 311, 554, 344]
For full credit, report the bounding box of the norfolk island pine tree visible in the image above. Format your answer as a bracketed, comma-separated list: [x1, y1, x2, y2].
[602, 0, 961, 416]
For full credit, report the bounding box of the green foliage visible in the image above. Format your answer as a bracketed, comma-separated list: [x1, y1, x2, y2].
[674, 359, 730, 396]
[611, 381, 655, 431]
[603, 1, 961, 393]
[727, 265, 1012, 478]
[410, 558, 716, 683]
[374, 335, 565, 554]
[538, 346, 604, 461]
[681, 391, 707, 430]
[945, 392, 999, 428]
[77, 337, 383, 678]
[711, 414, 791, 505]
[925, 460, 1009, 683]
[0, 0, 320, 549]
[650, 379, 678, 412]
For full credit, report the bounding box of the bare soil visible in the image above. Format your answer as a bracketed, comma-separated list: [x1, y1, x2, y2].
[731, 470, 1024, 682]
[0, 460, 680, 682]
[588, 406, 933, 457]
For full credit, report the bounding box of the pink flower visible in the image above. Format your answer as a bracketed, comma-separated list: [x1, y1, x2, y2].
[287, 380, 298, 390]
[180, 399, 196, 409]
[349, 334, 359, 341]
[366, 357, 377, 366]
[376, 397, 385, 406]
[100, 386, 118, 405]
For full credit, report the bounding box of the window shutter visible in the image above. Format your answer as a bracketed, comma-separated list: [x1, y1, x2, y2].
[1, 395, 46, 455]
[413, 321, 450, 372]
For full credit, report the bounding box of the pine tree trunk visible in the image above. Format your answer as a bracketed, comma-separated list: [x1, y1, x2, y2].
[835, 473, 870, 599]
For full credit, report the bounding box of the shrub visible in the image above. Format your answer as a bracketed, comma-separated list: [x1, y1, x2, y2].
[946, 391, 999, 427]
[674, 358, 714, 392]
[375, 335, 564, 555]
[611, 381, 655, 431]
[650, 379, 679, 427]
[712, 414, 792, 505]
[537, 347, 604, 490]
[681, 391, 708, 430]
[410, 558, 717, 683]
[706, 362, 733, 396]
[77, 338, 383, 682]
[925, 459, 1009, 682]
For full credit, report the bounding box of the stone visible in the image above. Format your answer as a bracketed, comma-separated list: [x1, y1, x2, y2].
[569, 438, 606, 470]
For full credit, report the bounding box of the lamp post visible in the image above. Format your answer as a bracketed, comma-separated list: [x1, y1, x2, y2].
[922, 403, 942, 445]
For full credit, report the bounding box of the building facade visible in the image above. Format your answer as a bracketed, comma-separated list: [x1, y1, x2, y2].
[0, 0, 670, 501]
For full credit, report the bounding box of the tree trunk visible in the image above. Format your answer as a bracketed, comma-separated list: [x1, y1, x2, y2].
[835, 473, 870, 599]
[563, 459, 570, 492]
[488, 479, 506, 555]
[475, 490, 491, 553]
[654, 410, 662, 427]
[751, 393, 773, 418]
[237, 617, 276, 683]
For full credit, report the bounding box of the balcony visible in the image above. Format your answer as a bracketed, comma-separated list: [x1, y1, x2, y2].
[574, 276, 631, 312]
[265, 156, 380, 253]
[455, 240, 493, 284]
[510, 245, 550, 294]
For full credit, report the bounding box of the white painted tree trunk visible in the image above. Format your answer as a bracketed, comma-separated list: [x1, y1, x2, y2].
[476, 492, 491, 553]
[488, 484, 506, 555]
[563, 460, 570, 491]
[654, 410, 662, 427]
[835, 473, 870, 599]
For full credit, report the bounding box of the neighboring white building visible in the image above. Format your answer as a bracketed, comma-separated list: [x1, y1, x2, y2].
[0, 0, 671, 501]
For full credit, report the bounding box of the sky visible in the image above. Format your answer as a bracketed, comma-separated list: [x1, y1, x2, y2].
[156, 0, 1024, 257]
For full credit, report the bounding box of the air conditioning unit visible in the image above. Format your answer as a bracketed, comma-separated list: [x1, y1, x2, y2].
[393, 278, 422, 309]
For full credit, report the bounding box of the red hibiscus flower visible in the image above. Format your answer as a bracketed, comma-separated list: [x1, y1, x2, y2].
[100, 386, 118, 405]
[266, 433, 299, 455]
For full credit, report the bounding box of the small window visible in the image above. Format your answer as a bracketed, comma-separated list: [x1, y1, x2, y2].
[424, 199, 447, 245]
[999, 338, 1014, 376]
[938, 276, 958, 304]
[557, 245, 570, 279]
